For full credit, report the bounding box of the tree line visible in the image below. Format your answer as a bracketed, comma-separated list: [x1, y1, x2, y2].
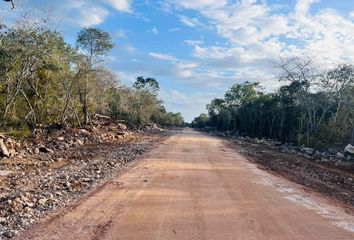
[0, 21, 184, 135]
[192, 58, 354, 148]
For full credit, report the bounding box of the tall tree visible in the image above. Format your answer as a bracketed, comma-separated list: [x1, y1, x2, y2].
[133, 76, 160, 94]
[76, 27, 114, 124]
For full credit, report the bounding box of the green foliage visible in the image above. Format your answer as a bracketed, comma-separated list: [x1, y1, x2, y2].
[133, 76, 160, 94]
[0, 23, 184, 134]
[0, 24, 73, 126]
[224, 82, 259, 107]
[75, 27, 115, 124]
[6, 125, 31, 139]
[76, 28, 115, 58]
[107, 78, 184, 127]
[191, 114, 209, 128]
[195, 62, 354, 147]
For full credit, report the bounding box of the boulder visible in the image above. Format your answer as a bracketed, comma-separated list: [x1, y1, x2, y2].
[0, 138, 10, 157]
[78, 129, 90, 136]
[38, 198, 47, 206]
[34, 148, 40, 154]
[117, 123, 127, 130]
[75, 139, 84, 146]
[302, 147, 315, 156]
[321, 151, 329, 158]
[4, 137, 14, 149]
[344, 144, 354, 155]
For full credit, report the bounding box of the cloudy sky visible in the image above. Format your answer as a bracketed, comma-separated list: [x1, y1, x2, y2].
[1, 0, 354, 122]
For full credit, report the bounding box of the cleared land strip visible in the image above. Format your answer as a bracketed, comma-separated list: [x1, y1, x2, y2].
[18, 129, 354, 240]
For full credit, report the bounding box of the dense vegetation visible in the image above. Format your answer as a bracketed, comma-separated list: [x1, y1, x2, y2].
[0, 22, 184, 135]
[192, 58, 354, 148]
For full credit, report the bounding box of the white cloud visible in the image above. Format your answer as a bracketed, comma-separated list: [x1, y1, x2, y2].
[105, 0, 132, 13]
[149, 52, 177, 61]
[201, 2, 287, 45]
[115, 28, 127, 38]
[168, 0, 354, 92]
[178, 15, 203, 27]
[55, 0, 112, 27]
[168, 0, 227, 10]
[295, 0, 320, 15]
[168, 27, 181, 32]
[73, 5, 109, 27]
[54, 0, 133, 27]
[151, 27, 159, 35]
[184, 40, 204, 46]
[123, 45, 136, 53]
[175, 62, 199, 78]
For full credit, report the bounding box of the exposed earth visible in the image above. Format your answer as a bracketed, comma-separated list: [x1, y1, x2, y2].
[223, 135, 354, 210]
[0, 121, 168, 239]
[15, 129, 354, 240]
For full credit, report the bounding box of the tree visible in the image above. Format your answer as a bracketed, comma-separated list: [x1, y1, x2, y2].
[0, 23, 73, 126]
[133, 76, 160, 94]
[196, 60, 354, 148]
[76, 27, 115, 124]
[192, 114, 209, 128]
[224, 82, 259, 108]
[276, 57, 328, 145]
[318, 64, 354, 145]
[0, 19, 184, 135]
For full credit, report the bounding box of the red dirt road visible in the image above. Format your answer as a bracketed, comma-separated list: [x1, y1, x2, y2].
[18, 129, 354, 240]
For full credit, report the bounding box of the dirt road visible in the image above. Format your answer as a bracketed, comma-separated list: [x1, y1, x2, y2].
[18, 129, 354, 240]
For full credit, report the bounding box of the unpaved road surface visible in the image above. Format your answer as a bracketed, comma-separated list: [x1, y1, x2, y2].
[18, 129, 354, 240]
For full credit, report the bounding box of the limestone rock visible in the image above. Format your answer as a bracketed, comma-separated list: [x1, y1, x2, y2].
[0, 138, 10, 158]
[302, 147, 315, 156]
[344, 144, 354, 155]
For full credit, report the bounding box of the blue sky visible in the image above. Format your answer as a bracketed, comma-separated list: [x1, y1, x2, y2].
[1, 0, 354, 122]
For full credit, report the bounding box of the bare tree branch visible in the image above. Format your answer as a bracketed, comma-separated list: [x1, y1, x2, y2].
[3, 0, 15, 9]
